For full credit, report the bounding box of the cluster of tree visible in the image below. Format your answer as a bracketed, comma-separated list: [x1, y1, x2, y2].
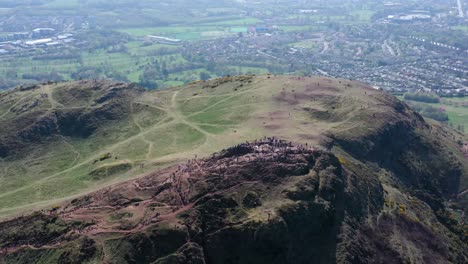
[137, 60, 202, 89]
[139, 65, 211, 89]
[71, 66, 103, 80]
[75, 30, 130, 51]
[22, 71, 64, 82]
[71, 64, 129, 83]
[32, 51, 81, 61]
[145, 47, 180, 57]
[421, 106, 449, 122]
[407, 102, 449, 122]
[105, 71, 129, 82]
[404, 92, 440, 103]
[442, 99, 468, 107]
[137, 59, 170, 89]
[199, 72, 212, 81]
[107, 44, 128, 54]
[139, 66, 162, 89]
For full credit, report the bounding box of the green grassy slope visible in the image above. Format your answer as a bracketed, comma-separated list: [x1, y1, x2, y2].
[0, 76, 466, 219]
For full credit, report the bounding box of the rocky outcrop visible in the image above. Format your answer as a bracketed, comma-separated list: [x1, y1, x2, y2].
[1, 137, 465, 263]
[0, 139, 348, 263]
[330, 93, 463, 210]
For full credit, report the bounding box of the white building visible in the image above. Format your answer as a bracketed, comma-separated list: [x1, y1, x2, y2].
[25, 38, 53, 46]
[145, 35, 182, 45]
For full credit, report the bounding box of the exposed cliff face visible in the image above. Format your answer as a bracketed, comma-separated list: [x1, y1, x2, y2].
[329, 93, 463, 209]
[0, 140, 345, 263]
[0, 137, 466, 263]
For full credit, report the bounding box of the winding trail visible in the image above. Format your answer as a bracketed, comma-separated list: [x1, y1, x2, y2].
[0, 80, 272, 210]
[0, 89, 201, 200]
[59, 136, 81, 167]
[458, 188, 468, 198]
[0, 115, 175, 199]
[130, 102, 144, 133]
[43, 85, 65, 109]
[0, 93, 36, 120]
[145, 142, 154, 160]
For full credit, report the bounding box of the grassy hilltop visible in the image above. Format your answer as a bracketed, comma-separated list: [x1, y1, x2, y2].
[0, 75, 466, 217]
[0, 75, 467, 263]
[0, 75, 344, 215]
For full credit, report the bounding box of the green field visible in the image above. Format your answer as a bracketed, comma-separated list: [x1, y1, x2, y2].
[398, 96, 468, 131]
[350, 10, 375, 22]
[291, 40, 317, 49]
[117, 26, 225, 40]
[198, 17, 263, 26]
[281, 25, 321, 32]
[0, 42, 190, 88]
[441, 98, 468, 129]
[230, 27, 249, 33]
[453, 26, 468, 32]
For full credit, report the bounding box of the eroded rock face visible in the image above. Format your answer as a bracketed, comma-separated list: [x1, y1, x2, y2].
[0, 213, 70, 249]
[0, 139, 346, 263]
[329, 93, 462, 202]
[0, 138, 466, 264]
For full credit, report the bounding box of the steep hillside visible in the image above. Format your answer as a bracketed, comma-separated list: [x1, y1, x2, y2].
[0, 139, 466, 263]
[0, 76, 466, 263]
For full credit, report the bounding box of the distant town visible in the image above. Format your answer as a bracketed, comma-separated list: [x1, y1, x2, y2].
[0, 0, 466, 98]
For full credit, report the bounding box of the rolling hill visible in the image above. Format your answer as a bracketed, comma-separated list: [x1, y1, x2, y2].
[0, 75, 466, 263]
